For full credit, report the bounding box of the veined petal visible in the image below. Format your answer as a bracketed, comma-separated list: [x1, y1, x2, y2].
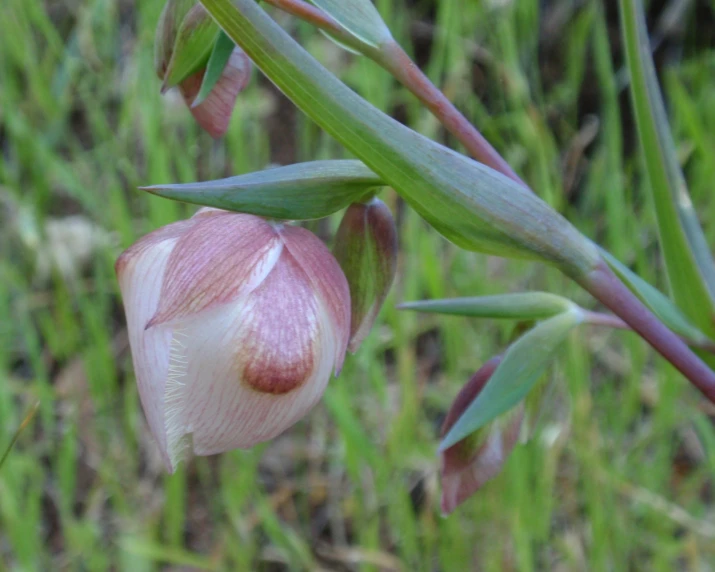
[180, 48, 251, 138]
[115, 222, 194, 470]
[281, 225, 350, 373]
[148, 212, 282, 327]
[160, 248, 339, 468]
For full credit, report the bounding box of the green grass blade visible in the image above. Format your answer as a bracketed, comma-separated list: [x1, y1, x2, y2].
[143, 160, 382, 219]
[619, 0, 715, 330]
[0, 401, 40, 470]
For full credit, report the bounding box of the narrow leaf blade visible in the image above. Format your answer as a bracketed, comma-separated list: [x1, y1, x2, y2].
[399, 292, 574, 321]
[192, 30, 235, 107]
[143, 160, 383, 220]
[619, 0, 715, 331]
[440, 310, 583, 451]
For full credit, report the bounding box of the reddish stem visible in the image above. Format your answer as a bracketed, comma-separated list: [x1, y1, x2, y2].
[380, 42, 525, 187]
[579, 261, 715, 402]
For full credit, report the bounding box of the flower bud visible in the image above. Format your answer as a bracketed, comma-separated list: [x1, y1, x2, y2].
[155, 1, 251, 138]
[115, 210, 350, 472]
[179, 48, 251, 138]
[440, 357, 524, 515]
[333, 198, 397, 352]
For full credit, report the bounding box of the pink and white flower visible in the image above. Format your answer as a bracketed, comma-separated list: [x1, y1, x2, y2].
[116, 209, 350, 472]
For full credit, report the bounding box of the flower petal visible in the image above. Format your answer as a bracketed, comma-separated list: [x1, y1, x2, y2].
[280, 225, 350, 373]
[160, 248, 339, 467]
[180, 48, 252, 138]
[116, 222, 194, 470]
[148, 213, 282, 327]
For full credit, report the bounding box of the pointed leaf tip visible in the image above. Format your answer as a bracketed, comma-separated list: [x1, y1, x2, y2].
[144, 160, 384, 219]
[439, 309, 583, 452]
[309, 0, 393, 48]
[399, 292, 574, 321]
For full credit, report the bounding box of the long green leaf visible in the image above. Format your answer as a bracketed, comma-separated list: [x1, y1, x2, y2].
[440, 310, 583, 451]
[399, 292, 574, 321]
[199, 0, 600, 277]
[142, 160, 382, 219]
[619, 0, 715, 333]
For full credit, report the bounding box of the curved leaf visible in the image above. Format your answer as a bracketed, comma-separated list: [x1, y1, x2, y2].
[142, 160, 383, 220]
[309, 0, 392, 48]
[440, 310, 583, 451]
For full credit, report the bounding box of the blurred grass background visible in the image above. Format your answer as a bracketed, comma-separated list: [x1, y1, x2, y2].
[1, 0, 715, 569]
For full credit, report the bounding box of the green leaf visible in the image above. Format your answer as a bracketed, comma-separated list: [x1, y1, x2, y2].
[440, 310, 583, 451]
[602, 249, 713, 348]
[309, 0, 392, 48]
[155, 0, 197, 78]
[399, 292, 575, 321]
[200, 0, 600, 278]
[619, 0, 715, 333]
[192, 30, 235, 107]
[163, 5, 219, 89]
[142, 160, 383, 220]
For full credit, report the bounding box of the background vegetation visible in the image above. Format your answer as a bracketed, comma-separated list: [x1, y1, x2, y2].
[1, 0, 714, 569]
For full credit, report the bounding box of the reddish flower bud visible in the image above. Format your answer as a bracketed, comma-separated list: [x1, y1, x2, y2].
[333, 198, 397, 352]
[154, 1, 252, 138]
[440, 357, 524, 515]
[179, 48, 251, 138]
[116, 210, 350, 472]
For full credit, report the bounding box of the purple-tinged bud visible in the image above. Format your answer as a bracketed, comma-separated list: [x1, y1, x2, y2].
[333, 198, 397, 352]
[440, 357, 524, 515]
[178, 48, 252, 138]
[154, 1, 252, 138]
[115, 210, 350, 472]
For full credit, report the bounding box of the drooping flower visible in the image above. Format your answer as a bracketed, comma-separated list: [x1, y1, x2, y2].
[115, 209, 350, 472]
[440, 357, 524, 514]
[155, 1, 252, 138]
[333, 198, 397, 352]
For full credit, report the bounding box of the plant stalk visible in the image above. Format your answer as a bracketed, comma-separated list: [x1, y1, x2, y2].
[579, 260, 715, 402]
[379, 42, 525, 187]
[263, 0, 525, 184]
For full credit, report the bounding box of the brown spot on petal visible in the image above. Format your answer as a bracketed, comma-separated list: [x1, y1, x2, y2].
[237, 250, 318, 395]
